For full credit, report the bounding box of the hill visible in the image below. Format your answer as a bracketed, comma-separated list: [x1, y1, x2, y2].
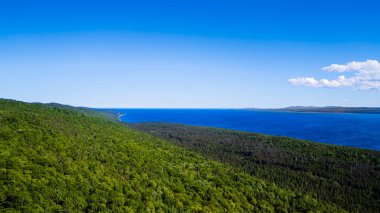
[0, 99, 341, 212]
[44, 103, 119, 121]
[129, 122, 380, 212]
[269, 106, 380, 114]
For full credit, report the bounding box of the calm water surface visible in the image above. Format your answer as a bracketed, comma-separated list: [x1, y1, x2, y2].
[115, 109, 380, 151]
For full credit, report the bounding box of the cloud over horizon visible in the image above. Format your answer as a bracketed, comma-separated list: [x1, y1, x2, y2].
[289, 60, 380, 91]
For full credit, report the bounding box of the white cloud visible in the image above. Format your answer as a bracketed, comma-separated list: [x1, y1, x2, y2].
[289, 60, 380, 91]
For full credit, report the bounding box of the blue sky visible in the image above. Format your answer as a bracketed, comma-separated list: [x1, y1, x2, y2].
[1, 0, 380, 108]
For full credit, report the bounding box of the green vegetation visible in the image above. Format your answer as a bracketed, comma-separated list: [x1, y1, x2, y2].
[129, 122, 380, 212]
[45, 103, 119, 121]
[0, 99, 342, 212]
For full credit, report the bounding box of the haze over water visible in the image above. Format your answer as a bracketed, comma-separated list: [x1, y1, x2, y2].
[118, 109, 380, 151]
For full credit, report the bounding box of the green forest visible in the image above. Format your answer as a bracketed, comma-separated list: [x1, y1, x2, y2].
[0, 99, 345, 212]
[129, 122, 380, 212]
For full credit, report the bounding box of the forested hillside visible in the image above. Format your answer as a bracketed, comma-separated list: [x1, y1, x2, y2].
[0, 99, 342, 212]
[129, 122, 380, 212]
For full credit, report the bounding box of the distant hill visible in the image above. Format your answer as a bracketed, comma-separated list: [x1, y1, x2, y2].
[253, 106, 380, 114]
[0, 99, 341, 212]
[44, 103, 119, 121]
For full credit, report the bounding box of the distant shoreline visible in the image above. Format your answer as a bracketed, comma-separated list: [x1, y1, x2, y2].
[247, 106, 380, 114]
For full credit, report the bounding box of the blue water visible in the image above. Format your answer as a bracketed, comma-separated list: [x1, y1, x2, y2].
[116, 109, 380, 151]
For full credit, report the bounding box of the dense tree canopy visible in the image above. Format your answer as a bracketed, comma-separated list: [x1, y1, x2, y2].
[0, 99, 342, 212]
[129, 122, 380, 212]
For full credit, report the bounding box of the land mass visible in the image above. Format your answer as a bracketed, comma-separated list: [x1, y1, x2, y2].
[1, 99, 380, 212]
[129, 122, 380, 212]
[0, 99, 342, 212]
[250, 106, 380, 114]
